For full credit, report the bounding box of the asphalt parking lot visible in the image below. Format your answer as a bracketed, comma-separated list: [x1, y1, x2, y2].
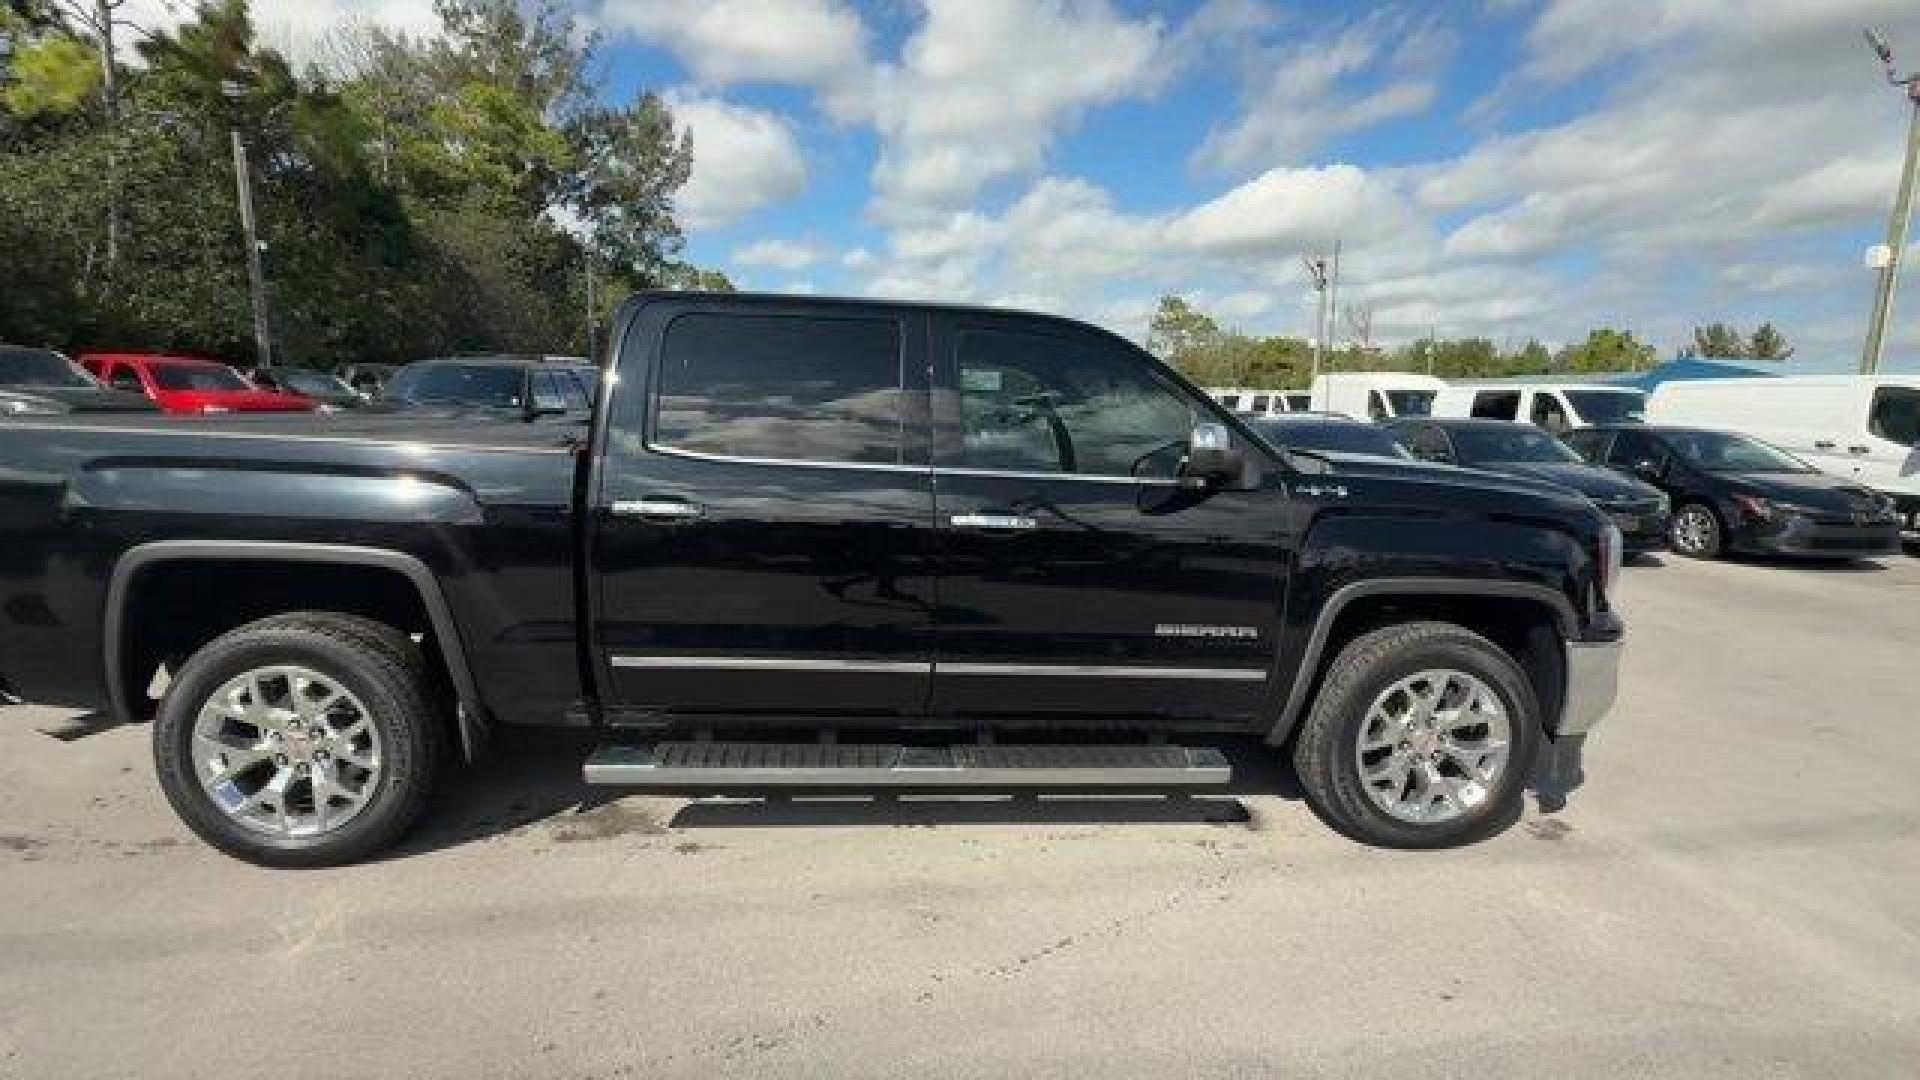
[3, 553, 1919, 1079]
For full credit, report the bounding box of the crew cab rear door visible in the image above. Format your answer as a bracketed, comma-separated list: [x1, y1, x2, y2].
[927, 312, 1289, 726]
[590, 299, 936, 720]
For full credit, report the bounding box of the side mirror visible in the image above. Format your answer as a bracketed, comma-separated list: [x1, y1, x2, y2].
[1184, 423, 1244, 486]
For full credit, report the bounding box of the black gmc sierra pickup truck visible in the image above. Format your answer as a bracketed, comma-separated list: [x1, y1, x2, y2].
[0, 292, 1623, 866]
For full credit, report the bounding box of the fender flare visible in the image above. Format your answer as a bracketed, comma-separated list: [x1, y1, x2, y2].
[1267, 577, 1577, 745]
[104, 540, 487, 759]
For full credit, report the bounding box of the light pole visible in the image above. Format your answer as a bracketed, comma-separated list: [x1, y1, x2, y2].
[1861, 29, 1920, 376]
[1302, 254, 1329, 382]
[221, 80, 275, 369]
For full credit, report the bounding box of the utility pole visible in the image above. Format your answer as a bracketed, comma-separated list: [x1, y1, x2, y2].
[1862, 29, 1920, 375]
[230, 130, 275, 368]
[96, 0, 120, 270]
[1327, 238, 1342, 367]
[584, 253, 599, 360]
[1303, 254, 1330, 382]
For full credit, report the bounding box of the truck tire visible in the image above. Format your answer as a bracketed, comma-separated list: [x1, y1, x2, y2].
[152, 612, 444, 867]
[1292, 621, 1540, 849]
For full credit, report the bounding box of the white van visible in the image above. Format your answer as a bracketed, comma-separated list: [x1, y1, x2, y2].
[1430, 381, 1646, 435]
[1647, 375, 1920, 516]
[1207, 386, 1311, 417]
[1309, 372, 1444, 420]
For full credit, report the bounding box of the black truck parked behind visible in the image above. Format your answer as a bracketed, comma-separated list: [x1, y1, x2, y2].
[0, 293, 1624, 865]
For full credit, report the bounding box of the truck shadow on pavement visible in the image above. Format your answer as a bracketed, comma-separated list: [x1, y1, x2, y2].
[393, 730, 1584, 857]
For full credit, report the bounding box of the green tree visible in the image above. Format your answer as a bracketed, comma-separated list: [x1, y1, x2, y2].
[1747, 322, 1794, 362]
[1557, 328, 1657, 373]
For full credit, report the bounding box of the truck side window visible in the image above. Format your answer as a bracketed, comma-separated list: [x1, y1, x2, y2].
[956, 327, 1194, 479]
[653, 312, 904, 466]
[1869, 386, 1920, 445]
[1471, 390, 1519, 420]
[529, 370, 569, 412]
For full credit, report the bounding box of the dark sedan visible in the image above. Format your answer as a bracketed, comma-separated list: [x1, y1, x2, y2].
[1246, 414, 1414, 463]
[1566, 425, 1902, 560]
[249, 366, 364, 410]
[1388, 416, 1671, 553]
[0, 344, 158, 415]
[375, 356, 599, 420]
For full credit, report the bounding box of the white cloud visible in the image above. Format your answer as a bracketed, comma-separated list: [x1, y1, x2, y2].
[118, 0, 443, 66]
[1196, 13, 1449, 173]
[733, 238, 825, 271]
[665, 92, 809, 231]
[863, 0, 1166, 220]
[593, 0, 868, 89]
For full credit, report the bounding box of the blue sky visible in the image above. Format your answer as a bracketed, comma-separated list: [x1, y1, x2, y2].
[213, 1, 1920, 367]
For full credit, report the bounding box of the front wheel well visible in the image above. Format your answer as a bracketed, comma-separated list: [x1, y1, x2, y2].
[1282, 592, 1566, 744]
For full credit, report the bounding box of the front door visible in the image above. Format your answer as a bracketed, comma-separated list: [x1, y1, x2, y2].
[593, 303, 936, 719]
[928, 313, 1290, 727]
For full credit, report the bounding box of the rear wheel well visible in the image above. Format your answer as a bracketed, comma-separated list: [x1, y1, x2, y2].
[116, 560, 455, 727]
[1290, 592, 1565, 742]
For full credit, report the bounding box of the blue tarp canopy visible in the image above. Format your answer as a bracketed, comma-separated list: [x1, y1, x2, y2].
[1610, 358, 1778, 392]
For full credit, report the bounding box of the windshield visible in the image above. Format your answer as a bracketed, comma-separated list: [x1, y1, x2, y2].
[1564, 389, 1646, 424]
[0, 347, 95, 388]
[150, 363, 251, 392]
[1385, 389, 1435, 416]
[277, 369, 352, 397]
[1251, 419, 1411, 459]
[1666, 429, 1810, 473]
[384, 363, 524, 408]
[1449, 425, 1585, 466]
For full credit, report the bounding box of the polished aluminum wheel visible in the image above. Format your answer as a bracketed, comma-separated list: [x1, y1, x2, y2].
[1671, 506, 1716, 556]
[191, 666, 381, 838]
[1355, 669, 1511, 824]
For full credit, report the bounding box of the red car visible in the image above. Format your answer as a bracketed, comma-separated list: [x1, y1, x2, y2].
[75, 353, 315, 415]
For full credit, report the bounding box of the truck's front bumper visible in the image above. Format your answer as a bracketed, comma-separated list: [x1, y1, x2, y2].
[1558, 637, 1622, 738]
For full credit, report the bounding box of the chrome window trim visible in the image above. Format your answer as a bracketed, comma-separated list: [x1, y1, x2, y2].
[610, 656, 1266, 681]
[648, 442, 929, 475]
[645, 443, 1183, 486]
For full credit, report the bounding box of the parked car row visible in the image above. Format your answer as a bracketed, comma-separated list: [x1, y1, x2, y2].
[0, 345, 597, 420]
[1246, 406, 1905, 563]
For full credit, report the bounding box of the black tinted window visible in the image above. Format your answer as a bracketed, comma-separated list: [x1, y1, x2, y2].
[1471, 390, 1520, 419]
[1870, 386, 1920, 446]
[1398, 424, 1452, 463]
[1563, 429, 1610, 463]
[956, 326, 1195, 478]
[1606, 430, 1666, 470]
[655, 313, 904, 465]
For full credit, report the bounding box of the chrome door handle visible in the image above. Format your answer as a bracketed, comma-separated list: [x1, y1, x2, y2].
[1848, 445, 1871, 455]
[950, 513, 1037, 531]
[612, 500, 705, 520]
[1814, 440, 1837, 450]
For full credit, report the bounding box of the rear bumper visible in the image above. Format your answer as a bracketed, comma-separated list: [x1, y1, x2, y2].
[1558, 638, 1622, 738]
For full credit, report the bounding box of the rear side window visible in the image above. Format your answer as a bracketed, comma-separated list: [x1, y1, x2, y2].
[1869, 386, 1920, 446]
[1471, 390, 1520, 420]
[1249, 394, 1271, 413]
[1530, 392, 1570, 434]
[109, 366, 145, 393]
[654, 312, 904, 466]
